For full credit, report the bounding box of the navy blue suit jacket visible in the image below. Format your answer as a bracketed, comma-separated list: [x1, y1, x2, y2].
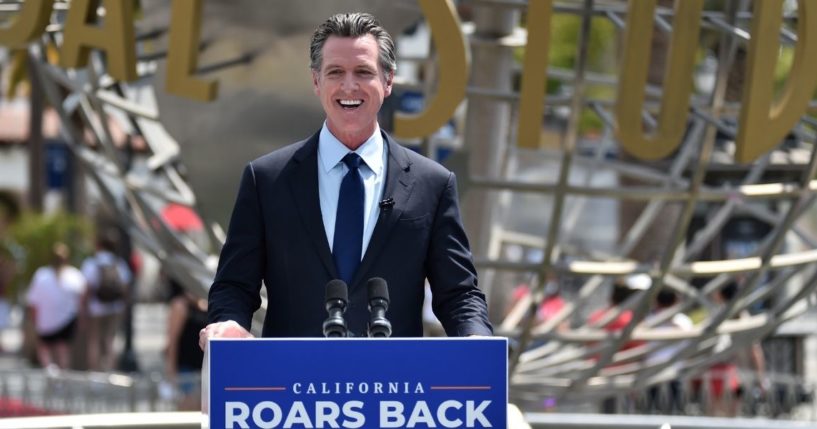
[208, 130, 492, 337]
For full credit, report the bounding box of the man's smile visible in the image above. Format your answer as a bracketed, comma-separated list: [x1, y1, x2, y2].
[338, 99, 363, 109]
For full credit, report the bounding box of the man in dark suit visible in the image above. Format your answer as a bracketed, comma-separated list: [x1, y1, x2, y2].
[199, 12, 491, 346]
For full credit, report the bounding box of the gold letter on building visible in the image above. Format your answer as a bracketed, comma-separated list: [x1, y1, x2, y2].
[516, 0, 554, 149]
[735, 0, 817, 163]
[0, 0, 53, 47]
[166, 0, 217, 102]
[60, 0, 137, 82]
[615, 0, 703, 160]
[393, 0, 467, 139]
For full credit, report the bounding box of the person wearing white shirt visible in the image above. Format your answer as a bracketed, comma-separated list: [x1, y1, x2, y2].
[26, 243, 87, 369]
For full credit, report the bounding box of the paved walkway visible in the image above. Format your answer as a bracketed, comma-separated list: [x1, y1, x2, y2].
[0, 303, 170, 375]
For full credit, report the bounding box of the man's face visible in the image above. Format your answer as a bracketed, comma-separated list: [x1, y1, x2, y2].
[312, 34, 393, 149]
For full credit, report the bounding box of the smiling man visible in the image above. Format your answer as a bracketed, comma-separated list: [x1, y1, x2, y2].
[200, 13, 491, 345]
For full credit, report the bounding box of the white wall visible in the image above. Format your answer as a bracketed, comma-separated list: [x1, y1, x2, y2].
[0, 147, 28, 192]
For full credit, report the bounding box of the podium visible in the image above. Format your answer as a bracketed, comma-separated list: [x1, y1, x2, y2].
[203, 338, 508, 428]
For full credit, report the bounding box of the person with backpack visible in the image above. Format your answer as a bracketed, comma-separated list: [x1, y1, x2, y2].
[81, 235, 131, 372]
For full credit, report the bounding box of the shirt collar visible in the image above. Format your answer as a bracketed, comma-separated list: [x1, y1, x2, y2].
[318, 122, 384, 176]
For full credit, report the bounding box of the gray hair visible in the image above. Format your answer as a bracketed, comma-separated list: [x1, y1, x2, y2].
[309, 13, 396, 76]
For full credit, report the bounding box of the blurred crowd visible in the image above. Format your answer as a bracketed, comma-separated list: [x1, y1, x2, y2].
[26, 236, 131, 372]
[504, 271, 777, 417]
[0, 206, 808, 417]
[0, 215, 206, 412]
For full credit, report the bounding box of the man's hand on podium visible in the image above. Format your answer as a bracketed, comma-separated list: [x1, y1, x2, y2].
[199, 320, 255, 351]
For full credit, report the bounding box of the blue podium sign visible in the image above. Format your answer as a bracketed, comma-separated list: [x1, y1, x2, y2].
[204, 338, 507, 428]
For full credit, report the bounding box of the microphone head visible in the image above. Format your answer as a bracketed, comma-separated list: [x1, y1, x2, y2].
[367, 277, 389, 303]
[326, 279, 348, 304]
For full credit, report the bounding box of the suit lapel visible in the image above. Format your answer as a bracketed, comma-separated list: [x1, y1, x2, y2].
[351, 132, 415, 290]
[289, 132, 338, 279]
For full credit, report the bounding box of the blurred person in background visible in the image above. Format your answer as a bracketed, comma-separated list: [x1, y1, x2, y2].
[704, 282, 767, 417]
[81, 235, 131, 372]
[0, 251, 13, 353]
[644, 289, 693, 414]
[164, 278, 207, 410]
[0, 207, 15, 352]
[589, 274, 650, 413]
[25, 243, 87, 369]
[536, 276, 566, 328]
[589, 274, 650, 331]
[505, 273, 567, 331]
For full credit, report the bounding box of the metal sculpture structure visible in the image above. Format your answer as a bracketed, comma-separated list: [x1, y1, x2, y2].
[0, 0, 221, 298]
[480, 0, 817, 405]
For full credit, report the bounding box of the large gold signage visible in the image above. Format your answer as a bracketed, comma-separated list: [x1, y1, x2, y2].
[0, 0, 215, 101]
[60, 0, 137, 82]
[736, 0, 817, 163]
[165, 0, 218, 102]
[516, 0, 554, 150]
[0, 0, 53, 46]
[1, 0, 815, 163]
[614, 0, 703, 161]
[394, 0, 469, 139]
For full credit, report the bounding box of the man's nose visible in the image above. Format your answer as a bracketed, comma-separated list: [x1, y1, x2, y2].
[341, 74, 358, 91]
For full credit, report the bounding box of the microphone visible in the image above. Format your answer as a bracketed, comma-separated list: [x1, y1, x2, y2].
[323, 280, 348, 338]
[378, 197, 394, 211]
[367, 277, 392, 338]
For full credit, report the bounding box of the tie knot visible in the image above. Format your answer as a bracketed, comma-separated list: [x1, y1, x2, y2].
[341, 152, 363, 170]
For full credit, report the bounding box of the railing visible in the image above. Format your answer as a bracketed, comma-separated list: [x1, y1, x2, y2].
[627, 371, 815, 420]
[525, 413, 817, 429]
[514, 370, 816, 421]
[0, 368, 200, 416]
[0, 412, 201, 429]
[0, 367, 812, 428]
[0, 412, 814, 429]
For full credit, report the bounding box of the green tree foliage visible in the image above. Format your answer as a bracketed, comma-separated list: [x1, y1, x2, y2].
[5, 211, 94, 301]
[546, 14, 616, 74]
[515, 13, 617, 135]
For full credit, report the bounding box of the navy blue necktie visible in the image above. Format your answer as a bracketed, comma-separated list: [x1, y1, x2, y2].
[333, 153, 364, 285]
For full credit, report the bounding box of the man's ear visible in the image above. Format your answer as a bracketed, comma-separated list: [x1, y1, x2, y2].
[311, 70, 320, 95]
[384, 70, 394, 97]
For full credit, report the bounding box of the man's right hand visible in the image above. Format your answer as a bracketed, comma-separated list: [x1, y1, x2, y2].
[198, 320, 254, 351]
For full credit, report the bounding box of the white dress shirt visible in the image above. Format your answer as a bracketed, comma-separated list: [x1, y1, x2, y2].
[317, 123, 388, 259]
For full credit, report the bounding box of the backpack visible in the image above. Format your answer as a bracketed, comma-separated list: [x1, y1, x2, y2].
[95, 261, 126, 302]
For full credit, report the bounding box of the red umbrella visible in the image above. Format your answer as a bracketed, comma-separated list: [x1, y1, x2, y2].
[161, 203, 204, 232]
